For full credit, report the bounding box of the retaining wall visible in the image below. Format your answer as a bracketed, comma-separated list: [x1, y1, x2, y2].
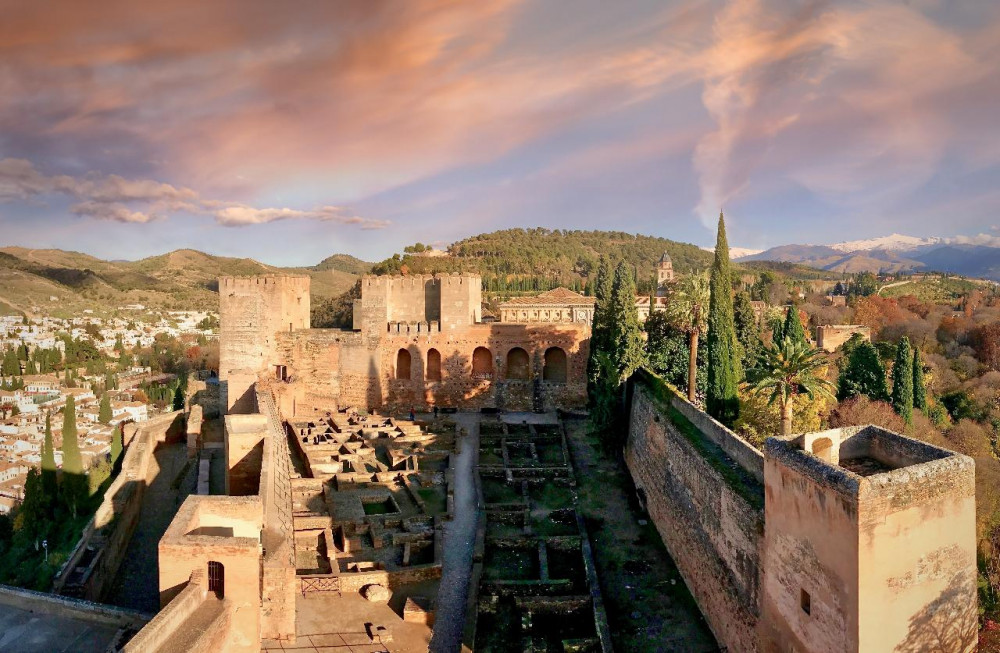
[625, 372, 764, 652]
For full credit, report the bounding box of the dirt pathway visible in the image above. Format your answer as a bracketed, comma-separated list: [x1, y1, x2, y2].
[428, 413, 479, 653]
[565, 419, 718, 652]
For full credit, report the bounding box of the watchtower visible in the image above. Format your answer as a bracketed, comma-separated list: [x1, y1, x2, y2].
[218, 275, 311, 413]
[761, 426, 977, 652]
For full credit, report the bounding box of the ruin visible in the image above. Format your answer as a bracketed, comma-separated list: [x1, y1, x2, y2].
[117, 274, 977, 653]
[816, 324, 871, 352]
[219, 274, 590, 417]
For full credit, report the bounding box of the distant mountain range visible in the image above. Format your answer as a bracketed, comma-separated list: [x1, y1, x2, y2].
[738, 233, 1000, 280]
[0, 247, 367, 317]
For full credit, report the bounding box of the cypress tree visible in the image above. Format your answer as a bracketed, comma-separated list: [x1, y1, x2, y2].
[172, 384, 185, 411]
[1, 349, 20, 376]
[591, 257, 614, 351]
[587, 256, 615, 395]
[837, 341, 889, 402]
[98, 392, 112, 424]
[733, 290, 762, 375]
[782, 305, 808, 346]
[41, 412, 58, 500]
[61, 395, 84, 516]
[913, 346, 927, 411]
[706, 212, 740, 425]
[891, 337, 914, 425]
[110, 425, 123, 468]
[608, 260, 645, 383]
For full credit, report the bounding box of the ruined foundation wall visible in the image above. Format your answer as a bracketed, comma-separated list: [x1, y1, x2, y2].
[625, 377, 763, 652]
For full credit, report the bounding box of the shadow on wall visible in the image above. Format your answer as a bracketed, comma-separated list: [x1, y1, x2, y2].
[893, 570, 978, 653]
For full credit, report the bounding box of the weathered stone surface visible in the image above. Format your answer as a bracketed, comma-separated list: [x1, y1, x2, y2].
[361, 584, 390, 602]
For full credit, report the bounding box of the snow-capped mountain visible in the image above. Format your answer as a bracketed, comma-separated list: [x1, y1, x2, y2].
[701, 246, 763, 259]
[829, 233, 944, 253]
[737, 232, 1000, 280]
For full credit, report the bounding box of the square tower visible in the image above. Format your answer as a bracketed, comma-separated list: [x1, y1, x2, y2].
[439, 273, 482, 330]
[219, 275, 311, 413]
[656, 252, 674, 296]
[761, 426, 977, 653]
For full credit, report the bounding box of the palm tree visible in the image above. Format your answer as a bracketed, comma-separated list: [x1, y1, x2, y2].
[665, 271, 710, 402]
[749, 337, 834, 436]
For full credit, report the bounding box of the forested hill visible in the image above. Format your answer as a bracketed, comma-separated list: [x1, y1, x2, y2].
[371, 229, 716, 294]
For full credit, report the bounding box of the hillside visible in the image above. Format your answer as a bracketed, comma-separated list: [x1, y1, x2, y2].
[0, 247, 361, 316]
[371, 228, 717, 294]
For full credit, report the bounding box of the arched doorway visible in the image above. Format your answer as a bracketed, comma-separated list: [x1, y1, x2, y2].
[472, 347, 493, 379]
[396, 349, 411, 380]
[543, 347, 568, 382]
[506, 348, 530, 380]
[207, 561, 224, 599]
[426, 349, 442, 382]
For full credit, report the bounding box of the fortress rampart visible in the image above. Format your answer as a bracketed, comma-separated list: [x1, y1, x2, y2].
[625, 370, 977, 653]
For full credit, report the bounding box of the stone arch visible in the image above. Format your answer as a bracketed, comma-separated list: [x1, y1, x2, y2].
[506, 347, 530, 380]
[472, 347, 493, 379]
[208, 560, 224, 599]
[426, 348, 442, 382]
[543, 347, 568, 383]
[396, 349, 411, 380]
[812, 437, 834, 463]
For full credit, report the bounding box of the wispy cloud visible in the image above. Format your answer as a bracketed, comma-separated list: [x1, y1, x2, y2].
[691, 0, 993, 227]
[0, 158, 388, 228]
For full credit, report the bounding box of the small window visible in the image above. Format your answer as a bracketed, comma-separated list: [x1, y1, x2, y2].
[800, 589, 811, 616]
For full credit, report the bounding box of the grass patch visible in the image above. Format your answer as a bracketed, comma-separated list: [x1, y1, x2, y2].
[636, 370, 764, 510]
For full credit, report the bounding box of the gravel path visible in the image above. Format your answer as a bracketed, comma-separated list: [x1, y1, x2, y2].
[428, 413, 480, 653]
[104, 442, 197, 612]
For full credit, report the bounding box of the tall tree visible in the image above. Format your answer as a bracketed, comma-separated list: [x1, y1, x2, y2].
[1, 349, 20, 376]
[587, 256, 615, 393]
[749, 338, 834, 436]
[608, 260, 645, 383]
[837, 341, 889, 402]
[41, 412, 58, 501]
[60, 395, 85, 517]
[665, 271, 710, 401]
[913, 345, 927, 411]
[706, 212, 740, 424]
[98, 392, 112, 424]
[782, 305, 808, 346]
[733, 290, 763, 375]
[110, 425, 123, 468]
[891, 337, 914, 425]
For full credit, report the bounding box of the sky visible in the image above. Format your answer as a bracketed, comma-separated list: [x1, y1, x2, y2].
[1, 0, 998, 266]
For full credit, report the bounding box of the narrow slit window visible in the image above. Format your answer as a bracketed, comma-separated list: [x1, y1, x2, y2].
[800, 589, 811, 616]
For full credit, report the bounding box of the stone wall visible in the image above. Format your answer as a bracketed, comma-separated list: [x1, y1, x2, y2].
[816, 325, 870, 353]
[256, 388, 297, 642]
[625, 374, 764, 652]
[54, 410, 185, 602]
[271, 322, 589, 414]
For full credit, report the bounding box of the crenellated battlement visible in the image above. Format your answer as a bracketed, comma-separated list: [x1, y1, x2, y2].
[220, 275, 310, 290]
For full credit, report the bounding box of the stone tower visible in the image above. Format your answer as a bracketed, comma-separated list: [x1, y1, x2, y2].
[761, 426, 977, 653]
[656, 252, 674, 296]
[219, 275, 311, 414]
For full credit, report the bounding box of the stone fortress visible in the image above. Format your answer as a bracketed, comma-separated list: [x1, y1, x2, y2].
[111, 272, 978, 653]
[219, 273, 591, 418]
